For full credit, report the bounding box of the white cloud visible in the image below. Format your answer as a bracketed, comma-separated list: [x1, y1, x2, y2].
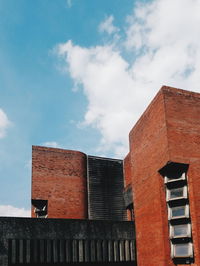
[125, 0, 200, 92]
[0, 205, 30, 217]
[56, 0, 200, 157]
[57, 41, 138, 156]
[99, 15, 119, 35]
[42, 141, 61, 148]
[0, 108, 10, 138]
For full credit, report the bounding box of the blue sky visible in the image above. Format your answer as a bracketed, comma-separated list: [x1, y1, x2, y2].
[1, 0, 200, 216]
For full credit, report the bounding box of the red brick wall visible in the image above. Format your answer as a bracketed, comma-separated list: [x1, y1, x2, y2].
[31, 146, 88, 219]
[128, 88, 173, 266]
[128, 86, 200, 266]
[163, 87, 200, 266]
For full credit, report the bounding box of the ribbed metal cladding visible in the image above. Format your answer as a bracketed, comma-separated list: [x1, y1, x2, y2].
[8, 238, 135, 264]
[87, 156, 126, 220]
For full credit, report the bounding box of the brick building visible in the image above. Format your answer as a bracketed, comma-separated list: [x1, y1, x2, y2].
[1, 86, 200, 266]
[31, 148, 126, 221]
[125, 86, 200, 266]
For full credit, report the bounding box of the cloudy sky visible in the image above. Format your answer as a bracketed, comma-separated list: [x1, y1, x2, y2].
[1, 0, 200, 217]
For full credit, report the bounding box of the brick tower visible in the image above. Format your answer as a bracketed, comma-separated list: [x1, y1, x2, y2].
[32, 146, 88, 219]
[126, 86, 200, 265]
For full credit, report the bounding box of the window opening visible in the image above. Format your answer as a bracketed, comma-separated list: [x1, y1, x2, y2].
[32, 199, 48, 218]
[166, 186, 187, 201]
[170, 224, 191, 238]
[168, 205, 189, 220]
[171, 243, 193, 258]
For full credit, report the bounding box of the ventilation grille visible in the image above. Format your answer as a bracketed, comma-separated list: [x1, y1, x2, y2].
[8, 239, 135, 264]
[87, 156, 126, 220]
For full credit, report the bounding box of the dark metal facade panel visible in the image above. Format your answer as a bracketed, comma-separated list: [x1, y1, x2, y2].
[87, 156, 126, 221]
[0, 217, 135, 266]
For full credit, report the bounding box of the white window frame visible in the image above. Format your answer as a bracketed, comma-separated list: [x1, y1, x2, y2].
[37, 214, 48, 218]
[168, 204, 189, 220]
[164, 173, 186, 184]
[171, 242, 193, 258]
[166, 186, 187, 201]
[34, 205, 48, 218]
[170, 223, 191, 238]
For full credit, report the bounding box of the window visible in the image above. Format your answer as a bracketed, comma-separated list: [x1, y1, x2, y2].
[170, 224, 191, 238]
[164, 172, 186, 184]
[32, 199, 48, 218]
[166, 186, 187, 201]
[171, 243, 193, 258]
[35, 205, 48, 218]
[168, 205, 189, 220]
[159, 162, 194, 261]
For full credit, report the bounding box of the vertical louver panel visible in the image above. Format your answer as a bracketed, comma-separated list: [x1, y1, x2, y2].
[87, 156, 126, 220]
[8, 238, 135, 264]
